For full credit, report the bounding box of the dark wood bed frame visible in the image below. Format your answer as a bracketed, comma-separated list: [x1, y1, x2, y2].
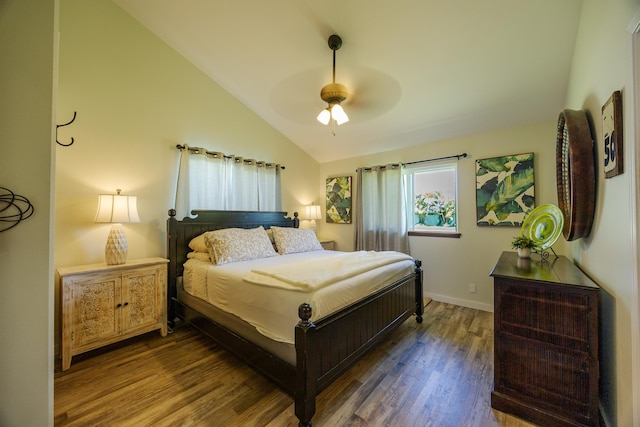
[167, 209, 424, 426]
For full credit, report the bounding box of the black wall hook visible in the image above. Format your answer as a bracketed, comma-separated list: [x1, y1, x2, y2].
[56, 111, 77, 147]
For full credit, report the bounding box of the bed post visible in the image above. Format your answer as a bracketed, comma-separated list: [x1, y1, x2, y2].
[414, 259, 424, 323]
[295, 303, 316, 427]
[167, 209, 178, 328]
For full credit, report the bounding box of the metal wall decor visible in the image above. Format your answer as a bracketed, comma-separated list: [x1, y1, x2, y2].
[56, 111, 77, 147]
[0, 186, 34, 232]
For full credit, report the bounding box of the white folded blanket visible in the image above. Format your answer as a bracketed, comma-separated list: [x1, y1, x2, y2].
[243, 250, 413, 292]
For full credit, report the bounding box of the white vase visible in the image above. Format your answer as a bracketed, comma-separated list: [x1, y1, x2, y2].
[517, 247, 531, 259]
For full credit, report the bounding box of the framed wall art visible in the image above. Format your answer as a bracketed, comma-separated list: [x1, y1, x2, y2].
[476, 152, 535, 226]
[326, 176, 352, 223]
[602, 90, 623, 178]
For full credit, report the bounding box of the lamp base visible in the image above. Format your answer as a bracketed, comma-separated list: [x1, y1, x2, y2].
[105, 223, 128, 265]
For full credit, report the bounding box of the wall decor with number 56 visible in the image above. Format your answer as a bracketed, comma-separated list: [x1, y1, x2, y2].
[602, 90, 623, 179]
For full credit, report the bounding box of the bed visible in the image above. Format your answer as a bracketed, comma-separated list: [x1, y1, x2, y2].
[166, 209, 424, 426]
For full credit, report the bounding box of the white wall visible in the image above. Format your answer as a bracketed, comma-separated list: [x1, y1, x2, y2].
[0, 0, 57, 425]
[319, 120, 558, 312]
[563, 0, 639, 425]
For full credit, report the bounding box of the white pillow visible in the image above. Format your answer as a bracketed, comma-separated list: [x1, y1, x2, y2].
[271, 226, 323, 255]
[188, 234, 208, 253]
[187, 251, 212, 262]
[204, 226, 277, 265]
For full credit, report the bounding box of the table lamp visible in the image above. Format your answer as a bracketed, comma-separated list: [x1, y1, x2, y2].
[305, 204, 322, 235]
[94, 189, 140, 265]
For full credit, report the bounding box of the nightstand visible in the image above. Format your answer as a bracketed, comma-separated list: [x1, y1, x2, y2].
[58, 257, 169, 371]
[319, 240, 336, 250]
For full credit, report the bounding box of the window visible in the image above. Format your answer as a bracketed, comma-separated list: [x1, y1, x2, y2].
[174, 145, 281, 219]
[404, 163, 459, 236]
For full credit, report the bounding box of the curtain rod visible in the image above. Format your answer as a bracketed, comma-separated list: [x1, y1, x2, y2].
[176, 144, 285, 170]
[403, 152, 468, 166]
[358, 153, 468, 172]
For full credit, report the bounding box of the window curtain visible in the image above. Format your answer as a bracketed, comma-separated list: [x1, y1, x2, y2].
[175, 145, 281, 219]
[354, 164, 409, 253]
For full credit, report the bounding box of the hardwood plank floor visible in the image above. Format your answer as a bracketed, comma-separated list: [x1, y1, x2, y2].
[54, 301, 536, 427]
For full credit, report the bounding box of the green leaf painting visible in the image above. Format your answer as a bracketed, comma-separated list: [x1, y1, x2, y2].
[326, 176, 352, 224]
[476, 153, 534, 226]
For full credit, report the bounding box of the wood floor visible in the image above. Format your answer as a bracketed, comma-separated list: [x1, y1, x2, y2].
[54, 301, 536, 427]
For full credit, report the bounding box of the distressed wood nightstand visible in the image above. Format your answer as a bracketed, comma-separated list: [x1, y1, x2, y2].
[319, 240, 335, 250]
[58, 257, 169, 371]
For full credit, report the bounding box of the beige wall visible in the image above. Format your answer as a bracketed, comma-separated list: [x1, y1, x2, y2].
[11, 0, 633, 425]
[56, 0, 320, 271]
[320, 120, 559, 312]
[562, 0, 639, 425]
[0, 0, 57, 425]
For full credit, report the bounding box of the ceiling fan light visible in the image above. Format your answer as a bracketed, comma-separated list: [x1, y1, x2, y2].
[317, 108, 331, 125]
[331, 103, 349, 125]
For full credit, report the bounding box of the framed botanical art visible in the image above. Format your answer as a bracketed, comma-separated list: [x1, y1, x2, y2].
[476, 152, 535, 226]
[602, 90, 623, 178]
[326, 176, 352, 224]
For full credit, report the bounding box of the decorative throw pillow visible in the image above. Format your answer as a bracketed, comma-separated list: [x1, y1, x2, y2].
[271, 226, 323, 255]
[204, 226, 277, 265]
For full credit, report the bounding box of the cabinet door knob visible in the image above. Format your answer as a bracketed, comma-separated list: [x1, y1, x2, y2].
[116, 303, 122, 308]
[123, 302, 129, 306]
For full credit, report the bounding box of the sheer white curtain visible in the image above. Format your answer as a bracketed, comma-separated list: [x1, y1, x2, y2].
[175, 145, 281, 218]
[354, 164, 409, 253]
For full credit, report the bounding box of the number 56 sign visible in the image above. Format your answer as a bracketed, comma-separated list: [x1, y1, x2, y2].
[602, 90, 623, 179]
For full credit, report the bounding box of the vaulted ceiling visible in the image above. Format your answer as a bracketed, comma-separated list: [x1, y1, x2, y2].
[113, 0, 583, 163]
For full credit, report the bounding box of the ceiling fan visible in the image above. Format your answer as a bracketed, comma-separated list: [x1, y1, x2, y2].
[317, 34, 349, 132]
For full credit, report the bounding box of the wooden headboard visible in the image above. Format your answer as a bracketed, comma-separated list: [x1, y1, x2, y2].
[166, 209, 299, 323]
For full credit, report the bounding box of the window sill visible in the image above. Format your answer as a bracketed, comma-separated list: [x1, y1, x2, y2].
[408, 230, 461, 238]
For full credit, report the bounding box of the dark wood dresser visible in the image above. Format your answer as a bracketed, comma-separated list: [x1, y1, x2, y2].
[490, 251, 599, 427]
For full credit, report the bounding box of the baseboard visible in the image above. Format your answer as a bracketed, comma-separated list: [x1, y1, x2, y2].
[424, 292, 494, 313]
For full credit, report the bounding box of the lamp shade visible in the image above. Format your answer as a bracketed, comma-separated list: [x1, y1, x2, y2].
[305, 205, 322, 220]
[94, 192, 140, 224]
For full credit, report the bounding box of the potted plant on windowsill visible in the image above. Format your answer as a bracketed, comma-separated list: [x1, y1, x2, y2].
[511, 235, 538, 259]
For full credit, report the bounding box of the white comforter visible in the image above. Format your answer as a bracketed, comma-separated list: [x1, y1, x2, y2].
[244, 251, 413, 291]
[183, 250, 414, 344]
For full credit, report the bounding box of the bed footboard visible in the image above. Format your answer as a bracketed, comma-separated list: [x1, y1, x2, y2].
[294, 260, 423, 426]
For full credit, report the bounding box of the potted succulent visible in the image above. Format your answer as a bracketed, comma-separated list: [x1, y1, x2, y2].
[511, 235, 538, 258]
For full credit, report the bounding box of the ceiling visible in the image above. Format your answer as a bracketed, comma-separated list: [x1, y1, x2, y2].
[113, 0, 583, 163]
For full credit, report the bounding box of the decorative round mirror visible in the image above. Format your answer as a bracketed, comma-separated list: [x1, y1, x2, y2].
[556, 109, 596, 240]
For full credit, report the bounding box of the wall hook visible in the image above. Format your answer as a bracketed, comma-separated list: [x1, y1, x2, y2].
[56, 111, 77, 147]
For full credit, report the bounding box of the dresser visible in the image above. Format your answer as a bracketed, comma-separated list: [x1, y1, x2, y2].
[58, 257, 169, 370]
[490, 252, 599, 427]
